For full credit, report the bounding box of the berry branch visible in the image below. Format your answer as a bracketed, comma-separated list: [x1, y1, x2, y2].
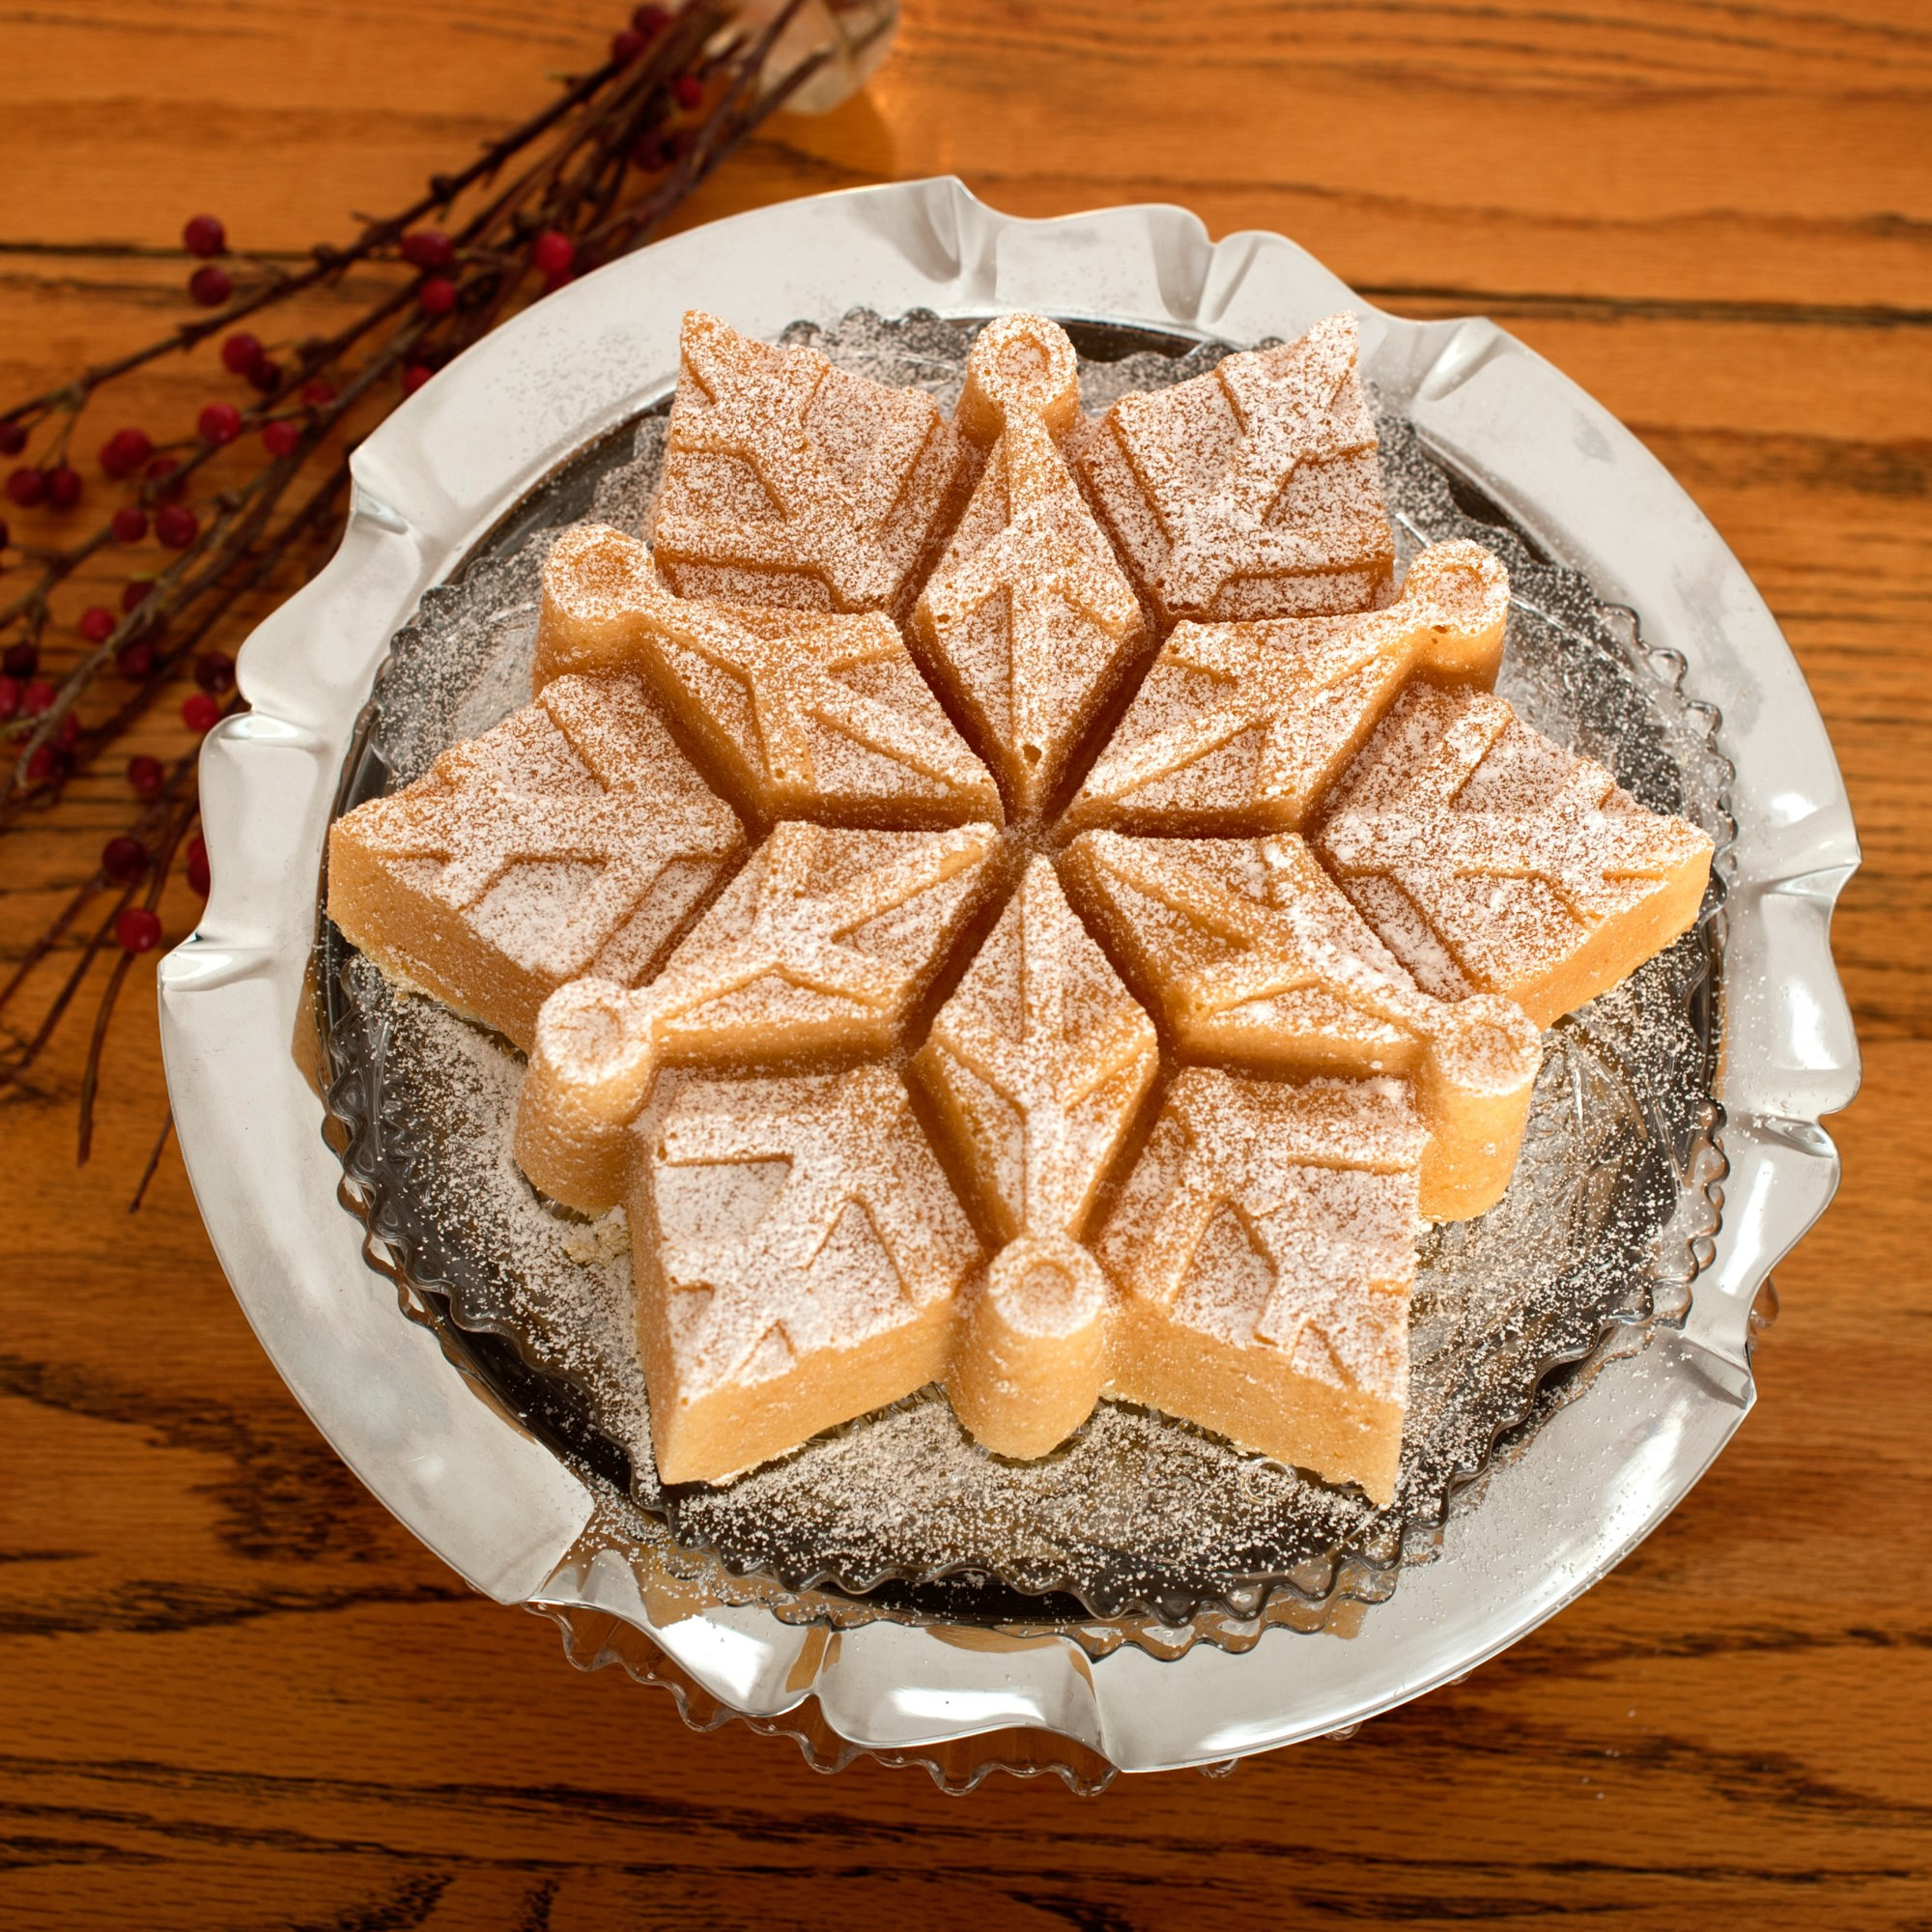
[0, 0, 842, 1181]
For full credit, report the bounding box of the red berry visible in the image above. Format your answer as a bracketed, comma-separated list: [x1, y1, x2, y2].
[674, 72, 704, 110]
[611, 27, 646, 61]
[186, 835, 211, 896]
[156, 503, 199, 549]
[145, 455, 185, 499]
[402, 363, 434, 396]
[0, 516, 9, 551]
[221, 331, 264, 376]
[99, 427, 154, 476]
[300, 378, 337, 408]
[247, 363, 281, 400]
[531, 230, 576, 277]
[22, 677, 57, 716]
[182, 691, 221, 732]
[79, 606, 116, 643]
[401, 229, 455, 271]
[7, 466, 45, 507]
[0, 674, 16, 720]
[121, 580, 153, 612]
[59, 710, 80, 745]
[633, 4, 670, 31]
[183, 213, 227, 257]
[631, 133, 668, 171]
[102, 835, 147, 884]
[25, 744, 66, 785]
[116, 640, 155, 680]
[193, 649, 236, 695]
[112, 505, 150, 543]
[418, 275, 458, 318]
[3, 641, 36, 677]
[199, 402, 242, 445]
[128, 753, 165, 796]
[0, 421, 25, 457]
[262, 419, 301, 459]
[115, 906, 163, 954]
[189, 265, 234, 307]
[44, 465, 82, 508]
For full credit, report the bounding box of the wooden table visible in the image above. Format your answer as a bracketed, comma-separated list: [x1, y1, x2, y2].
[3, 3, 1926, 1923]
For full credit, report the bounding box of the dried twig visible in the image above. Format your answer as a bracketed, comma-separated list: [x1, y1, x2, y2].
[0, 1, 832, 1177]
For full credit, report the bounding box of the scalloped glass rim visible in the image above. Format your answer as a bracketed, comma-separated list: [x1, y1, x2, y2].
[157, 180, 1859, 1779]
[312, 313, 1732, 1634]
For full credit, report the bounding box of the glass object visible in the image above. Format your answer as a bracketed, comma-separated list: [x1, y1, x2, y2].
[735, 0, 898, 114]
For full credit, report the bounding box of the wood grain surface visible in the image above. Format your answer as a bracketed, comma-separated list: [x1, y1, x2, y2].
[2, 2, 1927, 1925]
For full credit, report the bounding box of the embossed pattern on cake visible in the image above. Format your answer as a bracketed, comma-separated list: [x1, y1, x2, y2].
[535, 523, 1002, 828]
[1068, 540, 1507, 835]
[1313, 683, 1717, 1028]
[911, 314, 1146, 815]
[917, 857, 1159, 1458]
[329, 309, 1716, 1504]
[650, 310, 965, 617]
[517, 819, 1003, 1212]
[327, 674, 742, 1050]
[1099, 1070, 1425, 1500]
[1072, 312, 1395, 625]
[636, 1065, 980, 1483]
[1060, 828, 1543, 1222]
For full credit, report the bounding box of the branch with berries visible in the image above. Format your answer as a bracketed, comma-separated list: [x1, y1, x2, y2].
[0, 0, 854, 1192]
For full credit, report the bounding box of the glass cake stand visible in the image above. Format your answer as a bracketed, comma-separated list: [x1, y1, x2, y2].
[157, 179, 1860, 1788]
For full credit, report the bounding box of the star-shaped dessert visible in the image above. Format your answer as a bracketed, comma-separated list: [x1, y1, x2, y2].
[333, 309, 1714, 1508]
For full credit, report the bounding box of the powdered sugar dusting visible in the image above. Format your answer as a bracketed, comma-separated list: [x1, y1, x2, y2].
[1074, 312, 1394, 624]
[651, 311, 964, 616]
[1315, 682, 1715, 1024]
[911, 313, 1146, 814]
[1071, 539, 1508, 833]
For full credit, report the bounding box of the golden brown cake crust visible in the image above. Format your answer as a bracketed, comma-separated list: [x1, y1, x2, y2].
[535, 523, 1002, 830]
[635, 1065, 980, 1484]
[327, 674, 742, 1051]
[515, 818, 1004, 1212]
[1068, 539, 1508, 836]
[1313, 683, 1716, 1028]
[1098, 1071, 1424, 1504]
[909, 314, 1148, 817]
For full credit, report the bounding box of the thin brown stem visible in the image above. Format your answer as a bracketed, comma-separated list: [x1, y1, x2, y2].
[128, 1106, 175, 1212]
[0, 874, 142, 1095]
[4, 332, 417, 804]
[0, 741, 200, 1027]
[0, 48, 634, 432]
[0, 2, 821, 1163]
[74, 762, 201, 1161]
[74, 948, 137, 1167]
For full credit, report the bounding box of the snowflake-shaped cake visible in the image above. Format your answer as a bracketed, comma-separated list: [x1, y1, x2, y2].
[329, 310, 1714, 1505]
